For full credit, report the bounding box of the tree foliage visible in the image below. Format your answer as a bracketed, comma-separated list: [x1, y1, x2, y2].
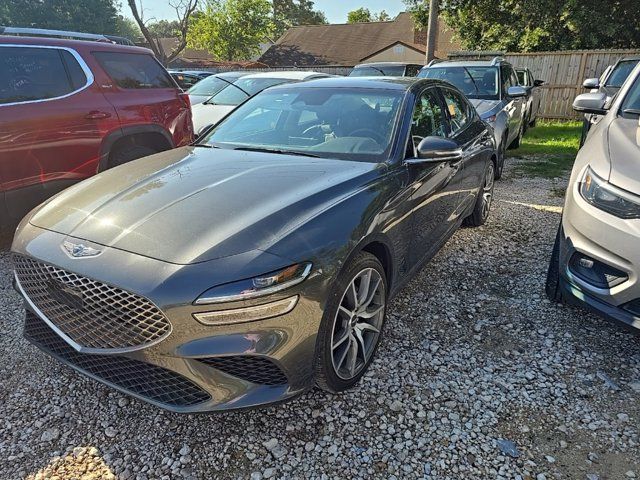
[347, 8, 391, 24]
[404, 0, 640, 52]
[187, 0, 273, 61]
[146, 20, 182, 38]
[0, 0, 121, 35]
[272, 0, 327, 39]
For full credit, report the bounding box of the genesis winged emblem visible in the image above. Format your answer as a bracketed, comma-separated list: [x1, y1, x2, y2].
[62, 241, 102, 258]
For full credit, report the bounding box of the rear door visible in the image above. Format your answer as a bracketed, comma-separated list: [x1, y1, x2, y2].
[0, 45, 118, 220]
[92, 51, 192, 147]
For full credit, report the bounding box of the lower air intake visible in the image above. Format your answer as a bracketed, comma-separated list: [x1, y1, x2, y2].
[198, 356, 288, 385]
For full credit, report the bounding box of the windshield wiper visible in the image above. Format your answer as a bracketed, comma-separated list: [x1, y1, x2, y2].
[204, 82, 250, 105]
[231, 146, 322, 158]
[622, 108, 640, 115]
[462, 67, 480, 93]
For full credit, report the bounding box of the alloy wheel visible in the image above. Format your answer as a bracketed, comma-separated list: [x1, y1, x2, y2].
[330, 268, 385, 380]
[482, 162, 495, 220]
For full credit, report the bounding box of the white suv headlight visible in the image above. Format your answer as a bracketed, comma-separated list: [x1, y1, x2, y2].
[580, 167, 640, 219]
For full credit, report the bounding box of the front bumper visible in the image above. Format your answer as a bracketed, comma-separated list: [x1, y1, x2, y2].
[559, 176, 640, 331]
[13, 225, 326, 412]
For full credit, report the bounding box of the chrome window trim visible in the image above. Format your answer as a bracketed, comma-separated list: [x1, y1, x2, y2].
[0, 44, 94, 107]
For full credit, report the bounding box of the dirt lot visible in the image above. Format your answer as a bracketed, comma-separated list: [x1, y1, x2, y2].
[0, 157, 638, 480]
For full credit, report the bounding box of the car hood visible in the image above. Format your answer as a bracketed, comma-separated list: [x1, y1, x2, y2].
[469, 99, 501, 118]
[606, 117, 640, 194]
[191, 103, 235, 132]
[29, 147, 380, 265]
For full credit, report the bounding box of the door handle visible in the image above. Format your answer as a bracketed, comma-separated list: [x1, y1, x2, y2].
[85, 111, 111, 120]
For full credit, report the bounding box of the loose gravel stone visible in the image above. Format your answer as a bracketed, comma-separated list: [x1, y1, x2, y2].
[0, 161, 638, 479]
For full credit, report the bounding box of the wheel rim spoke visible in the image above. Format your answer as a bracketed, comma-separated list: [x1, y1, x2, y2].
[330, 267, 386, 380]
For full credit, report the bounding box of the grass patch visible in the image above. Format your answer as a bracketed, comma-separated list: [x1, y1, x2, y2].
[509, 120, 582, 178]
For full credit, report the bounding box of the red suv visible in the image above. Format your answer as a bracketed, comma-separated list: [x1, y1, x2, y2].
[0, 35, 194, 226]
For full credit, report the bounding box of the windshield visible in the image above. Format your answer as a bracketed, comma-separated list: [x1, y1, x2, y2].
[188, 75, 234, 96]
[419, 66, 500, 99]
[606, 60, 640, 88]
[620, 73, 640, 116]
[201, 87, 403, 162]
[350, 66, 406, 77]
[206, 78, 293, 106]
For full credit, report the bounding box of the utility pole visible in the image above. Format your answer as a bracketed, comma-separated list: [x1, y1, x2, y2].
[425, 0, 439, 62]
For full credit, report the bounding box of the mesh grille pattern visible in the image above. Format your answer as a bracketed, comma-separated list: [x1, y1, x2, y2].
[199, 356, 288, 385]
[24, 312, 210, 407]
[14, 255, 171, 351]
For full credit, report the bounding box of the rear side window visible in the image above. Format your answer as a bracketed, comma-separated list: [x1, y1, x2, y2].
[93, 51, 173, 89]
[0, 46, 86, 105]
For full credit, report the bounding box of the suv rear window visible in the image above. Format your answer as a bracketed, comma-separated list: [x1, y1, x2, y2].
[0, 46, 87, 105]
[93, 51, 173, 89]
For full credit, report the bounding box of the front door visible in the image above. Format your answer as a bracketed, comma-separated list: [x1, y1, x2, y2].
[405, 87, 464, 268]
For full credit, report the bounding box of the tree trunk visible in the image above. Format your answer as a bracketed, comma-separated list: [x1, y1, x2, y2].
[425, 0, 439, 62]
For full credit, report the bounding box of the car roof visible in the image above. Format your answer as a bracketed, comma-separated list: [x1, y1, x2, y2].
[266, 76, 436, 91]
[214, 71, 248, 79]
[616, 56, 640, 63]
[239, 71, 331, 80]
[426, 59, 507, 68]
[354, 62, 423, 68]
[0, 34, 154, 54]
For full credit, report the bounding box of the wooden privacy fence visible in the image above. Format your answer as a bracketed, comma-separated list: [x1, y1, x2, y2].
[505, 49, 640, 120]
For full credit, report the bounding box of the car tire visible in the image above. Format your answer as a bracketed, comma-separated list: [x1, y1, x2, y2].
[108, 145, 157, 169]
[508, 122, 524, 150]
[315, 252, 387, 393]
[494, 134, 506, 180]
[463, 160, 495, 228]
[545, 223, 564, 303]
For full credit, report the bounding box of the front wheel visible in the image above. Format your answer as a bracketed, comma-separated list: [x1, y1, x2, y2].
[494, 134, 506, 180]
[315, 252, 387, 393]
[509, 122, 524, 150]
[463, 160, 495, 227]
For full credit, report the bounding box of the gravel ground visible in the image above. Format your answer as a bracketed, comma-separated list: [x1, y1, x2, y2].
[0, 159, 638, 480]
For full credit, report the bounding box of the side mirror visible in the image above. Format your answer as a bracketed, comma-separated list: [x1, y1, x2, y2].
[507, 86, 527, 98]
[573, 92, 608, 115]
[533, 79, 545, 87]
[406, 137, 462, 164]
[583, 78, 600, 89]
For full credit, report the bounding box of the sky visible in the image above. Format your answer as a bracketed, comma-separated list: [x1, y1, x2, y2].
[124, 1, 407, 24]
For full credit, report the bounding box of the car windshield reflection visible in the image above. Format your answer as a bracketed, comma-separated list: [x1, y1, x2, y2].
[201, 87, 404, 162]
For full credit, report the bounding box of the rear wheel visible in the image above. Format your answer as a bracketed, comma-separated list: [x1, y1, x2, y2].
[107, 145, 157, 169]
[464, 160, 495, 227]
[315, 252, 387, 393]
[545, 224, 564, 302]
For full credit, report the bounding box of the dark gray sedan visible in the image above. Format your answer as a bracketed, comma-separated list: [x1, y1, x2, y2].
[13, 77, 497, 412]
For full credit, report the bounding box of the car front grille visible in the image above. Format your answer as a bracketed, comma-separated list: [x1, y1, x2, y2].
[24, 312, 211, 408]
[14, 255, 171, 352]
[198, 356, 288, 385]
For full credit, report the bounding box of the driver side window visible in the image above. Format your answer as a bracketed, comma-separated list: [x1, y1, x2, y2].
[408, 89, 446, 157]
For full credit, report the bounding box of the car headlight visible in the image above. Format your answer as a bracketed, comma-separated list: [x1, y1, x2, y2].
[580, 167, 640, 219]
[195, 262, 312, 304]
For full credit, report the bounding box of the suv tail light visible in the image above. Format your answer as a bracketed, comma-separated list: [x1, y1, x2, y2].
[179, 92, 191, 110]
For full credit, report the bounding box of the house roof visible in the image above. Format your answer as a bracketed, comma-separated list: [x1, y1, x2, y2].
[259, 12, 422, 67]
[360, 40, 426, 62]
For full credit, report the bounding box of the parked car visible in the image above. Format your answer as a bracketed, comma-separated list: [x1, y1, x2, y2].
[178, 70, 214, 79]
[191, 71, 332, 134]
[168, 70, 204, 90]
[419, 57, 527, 179]
[349, 62, 423, 77]
[546, 62, 640, 332]
[580, 56, 640, 145]
[13, 76, 497, 412]
[187, 71, 247, 106]
[515, 67, 544, 130]
[0, 33, 194, 227]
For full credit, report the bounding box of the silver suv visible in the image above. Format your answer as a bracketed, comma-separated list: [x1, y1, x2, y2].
[419, 57, 527, 178]
[546, 62, 640, 332]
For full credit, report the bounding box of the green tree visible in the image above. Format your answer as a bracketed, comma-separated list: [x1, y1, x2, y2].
[347, 7, 391, 23]
[0, 0, 121, 35]
[114, 16, 142, 40]
[188, 0, 274, 61]
[404, 0, 640, 52]
[146, 19, 182, 38]
[272, 0, 327, 39]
